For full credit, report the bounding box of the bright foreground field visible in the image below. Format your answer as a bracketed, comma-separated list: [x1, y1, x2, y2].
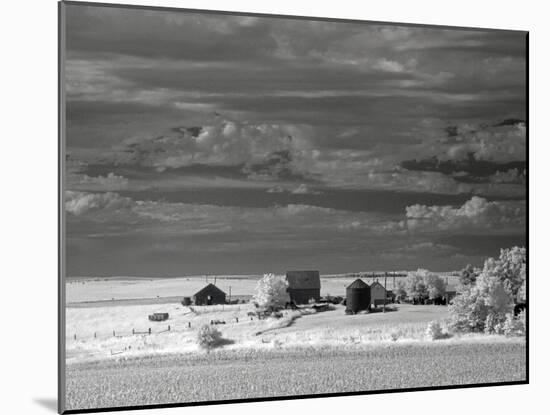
[65, 341, 526, 411]
[64, 277, 525, 411]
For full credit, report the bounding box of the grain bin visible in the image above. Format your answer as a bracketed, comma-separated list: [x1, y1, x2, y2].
[346, 279, 370, 313]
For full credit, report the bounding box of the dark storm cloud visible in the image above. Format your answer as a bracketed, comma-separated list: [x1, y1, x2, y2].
[66, 5, 277, 61]
[66, 99, 180, 123]
[401, 157, 526, 179]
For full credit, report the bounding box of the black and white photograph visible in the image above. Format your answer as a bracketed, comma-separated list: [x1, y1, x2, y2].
[59, 1, 527, 412]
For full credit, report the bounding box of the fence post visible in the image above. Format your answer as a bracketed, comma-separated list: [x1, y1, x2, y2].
[168, 325, 170, 331]
[188, 322, 191, 328]
[94, 332, 96, 339]
[113, 330, 115, 337]
[132, 328, 135, 335]
[74, 334, 76, 340]
[148, 328, 151, 335]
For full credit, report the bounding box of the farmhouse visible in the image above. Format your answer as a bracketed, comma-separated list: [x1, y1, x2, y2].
[370, 281, 387, 307]
[193, 283, 226, 306]
[286, 270, 321, 304]
[346, 279, 371, 313]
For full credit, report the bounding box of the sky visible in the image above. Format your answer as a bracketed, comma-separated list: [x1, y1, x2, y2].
[63, 4, 527, 277]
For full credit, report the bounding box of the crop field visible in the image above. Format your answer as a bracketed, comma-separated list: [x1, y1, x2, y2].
[65, 340, 526, 411]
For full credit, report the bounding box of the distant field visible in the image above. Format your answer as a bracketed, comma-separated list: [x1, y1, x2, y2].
[65, 340, 526, 411]
[66, 274, 461, 304]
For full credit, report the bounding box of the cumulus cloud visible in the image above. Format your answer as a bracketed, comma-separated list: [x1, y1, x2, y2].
[291, 184, 321, 195]
[489, 168, 526, 184]
[108, 118, 313, 173]
[405, 196, 525, 233]
[438, 122, 526, 164]
[65, 191, 133, 216]
[78, 172, 129, 190]
[266, 184, 322, 194]
[64, 191, 408, 238]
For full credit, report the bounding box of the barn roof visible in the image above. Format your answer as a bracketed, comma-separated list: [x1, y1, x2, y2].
[193, 283, 226, 297]
[370, 281, 385, 290]
[286, 270, 321, 289]
[347, 279, 369, 289]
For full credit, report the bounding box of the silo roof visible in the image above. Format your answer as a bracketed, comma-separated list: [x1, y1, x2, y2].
[347, 279, 369, 289]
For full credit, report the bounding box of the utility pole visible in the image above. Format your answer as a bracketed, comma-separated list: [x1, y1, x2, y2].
[383, 272, 388, 313]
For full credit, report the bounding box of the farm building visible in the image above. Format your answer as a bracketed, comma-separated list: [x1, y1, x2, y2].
[346, 279, 371, 313]
[193, 283, 226, 306]
[286, 270, 321, 304]
[370, 281, 387, 307]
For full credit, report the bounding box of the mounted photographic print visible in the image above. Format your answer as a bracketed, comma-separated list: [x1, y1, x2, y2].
[59, 1, 528, 413]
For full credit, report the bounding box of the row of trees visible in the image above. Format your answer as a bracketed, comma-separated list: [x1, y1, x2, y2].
[395, 269, 446, 302]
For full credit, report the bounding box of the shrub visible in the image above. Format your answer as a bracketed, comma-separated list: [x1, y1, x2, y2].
[272, 338, 283, 349]
[426, 321, 446, 340]
[196, 325, 224, 350]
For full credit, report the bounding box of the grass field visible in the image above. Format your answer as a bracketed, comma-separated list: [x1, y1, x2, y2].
[65, 340, 526, 411]
[66, 303, 454, 362]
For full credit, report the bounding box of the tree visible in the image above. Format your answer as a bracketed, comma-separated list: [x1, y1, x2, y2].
[404, 269, 429, 301]
[483, 247, 526, 299]
[395, 280, 407, 299]
[459, 264, 480, 287]
[425, 274, 446, 299]
[449, 247, 523, 333]
[404, 269, 445, 301]
[253, 273, 289, 310]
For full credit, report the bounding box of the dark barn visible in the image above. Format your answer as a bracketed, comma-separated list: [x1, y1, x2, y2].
[286, 270, 321, 304]
[193, 283, 226, 306]
[346, 279, 371, 313]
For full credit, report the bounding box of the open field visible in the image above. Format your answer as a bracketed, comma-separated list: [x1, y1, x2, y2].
[66, 274, 461, 305]
[66, 340, 526, 411]
[66, 303, 452, 362]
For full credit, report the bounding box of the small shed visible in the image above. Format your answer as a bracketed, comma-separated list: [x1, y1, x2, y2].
[193, 283, 226, 306]
[370, 281, 386, 307]
[346, 279, 371, 313]
[286, 270, 321, 304]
